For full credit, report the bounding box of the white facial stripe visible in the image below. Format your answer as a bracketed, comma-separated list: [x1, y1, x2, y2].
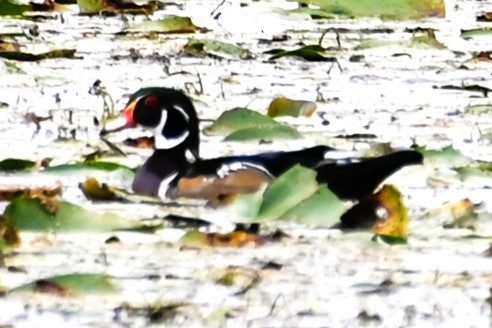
[157, 172, 179, 199]
[173, 105, 190, 122]
[153, 109, 190, 150]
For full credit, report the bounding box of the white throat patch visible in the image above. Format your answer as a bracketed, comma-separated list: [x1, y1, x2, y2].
[153, 110, 190, 149]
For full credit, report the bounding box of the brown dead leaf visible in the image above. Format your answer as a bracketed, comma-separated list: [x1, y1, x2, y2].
[34, 279, 72, 296]
[179, 230, 263, 248]
[79, 177, 118, 201]
[0, 184, 62, 202]
[0, 215, 20, 245]
[0, 40, 20, 52]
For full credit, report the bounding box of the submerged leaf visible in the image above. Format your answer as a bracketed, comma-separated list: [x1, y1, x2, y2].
[185, 39, 253, 59]
[267, 97, 317, 117]
[126, 16, 198, 33]
[294, 0, 445, 19]
[0, 49, 76, 62]
[10, 273, 115, 296]
[3, 196, 153, 233]
[257, 165, 318, 220]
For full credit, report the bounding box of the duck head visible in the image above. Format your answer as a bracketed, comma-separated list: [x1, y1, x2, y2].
[101, 87, 200, 159]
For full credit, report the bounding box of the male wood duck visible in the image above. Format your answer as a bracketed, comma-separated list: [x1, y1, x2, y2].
[101, 87, 423, 202]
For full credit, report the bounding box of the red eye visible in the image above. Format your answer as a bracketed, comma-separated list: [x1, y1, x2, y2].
[144, 96, 159, 107]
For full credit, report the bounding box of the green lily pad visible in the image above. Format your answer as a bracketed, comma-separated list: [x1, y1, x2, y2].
[205, 107, 301, 141]
[434, 84, 491, 97]
[224, 125, 301, 142]
[77, 0, 104, 13]
[282, 185, 345, 225]
[288, 6, 335, 19]
[0, 49, 76, 62]
[204, 108, 276, 136]
[465, 104, 492, 115]
[0, 158, 36, 172]
[292, 0, 445, 19]
[10, 273, 115, 295]
[3, 196, 154, 233]
[185, 39, 253, 59]
[419, 145, 473, 168]
[266, 45, 337, 62]
[126, 16, 198, 33]
[359, 30, 445, 49]
[0, 0, 30, 16]
[257, 165, 318, 221]
[461, 28, 492, 37]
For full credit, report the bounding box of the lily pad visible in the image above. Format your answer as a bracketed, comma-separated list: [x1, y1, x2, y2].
[204, 107, 300, 141]
[78, 0, 159, 15]
[281, 185, 345, 225]
[266, 45, 337, 62]
[267, 96, 317, 117]
[0, 0, 30, 16]
[293, 0, 445, 19]
[419, 145, 473, 168]
[126, 16, 199, 34]
[359, 30, 445, 49]
[44, 161, 135, 174]
[3, 196, 154, 233]
[185, 39, 253, 59]
[10, 273, 115, 295]
[0, 49, 76, 62]
[0, 158, 36, 172]
[224, 125, 301, 141]
[461, 28, 492, 37]
[257, 165, 319, 221]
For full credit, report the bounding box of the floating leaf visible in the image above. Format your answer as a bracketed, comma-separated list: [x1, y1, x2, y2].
[461, 28, 492, 37]
[10, 273, 115, 296]
[0, 0, 30, 16]
[178, 230, 262, 248]
[185, 39, 253, 59]
[126, 16, 198, 34]
[466, 104, 492, 114]
[419, 145, 473, 168]
[44, 161, 135, 174]
[288, 6, 335, 19]
[80, 177, 118, 201]
[204, 108, 300, 141]
[266, 45, 337, 62]
[281, 185, 345, 225]
[257, 165, 318, 221]
[293, 0, 445, 19]
[0, 215, 20, 246]
[267, 96, 317, 117]
[0, 158, 36, 172]
[3, 196, 153, 233]
[224, 125, 301, 141]
[0, 40, 20, 52]
[214, 267, 260, 295]
[427, 198, 477, 229]
[359, 29, 445, 49]
[341, 185, 409, 243]
[434, 84, 491, 97]
[0, 184, 62, 201]
[0, 49, 76, 62]
[78, 0, 159, 15]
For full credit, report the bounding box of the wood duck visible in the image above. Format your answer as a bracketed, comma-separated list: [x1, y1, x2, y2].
[101, 87, 423, 202]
